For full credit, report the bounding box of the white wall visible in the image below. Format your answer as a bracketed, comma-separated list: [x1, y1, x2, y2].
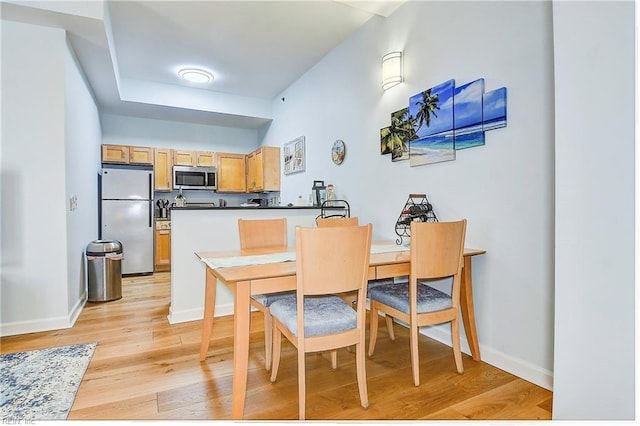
[64, 37, 102, 320]
[552, 1, 635, 420]
[0, 20, 102, 336]
[262, 1, 556, 389]
[101, 114, 259, 153]
[1, 21, 70, 334]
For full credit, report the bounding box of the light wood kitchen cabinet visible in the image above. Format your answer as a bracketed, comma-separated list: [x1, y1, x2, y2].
[155, 220, 171, 272]
[102, 145, 130, 164]
[217, 152, 247, 192]
[246, 151, 257, 192]
[154, 148, 173, 192]
[246, 146, 280, 192]
[173, 150, 196, 166]
[129, 146, 154, 165]
[196, 151, 216, 167]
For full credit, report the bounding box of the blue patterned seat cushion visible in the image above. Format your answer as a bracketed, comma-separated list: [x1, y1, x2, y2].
[368, 278, 453, 314]
[269, 295, 357, 337]
[251, 291, 296, 306]
[367, 278, 394, 290]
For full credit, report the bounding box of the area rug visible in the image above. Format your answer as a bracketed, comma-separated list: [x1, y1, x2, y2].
[0, 342, 97, 420]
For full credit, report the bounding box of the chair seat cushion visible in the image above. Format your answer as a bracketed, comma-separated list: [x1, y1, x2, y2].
[269, 295, 356, 337]
[367, 278, 394, 290]
[368, 278, 453, 314]
[251, 291, 296, 307]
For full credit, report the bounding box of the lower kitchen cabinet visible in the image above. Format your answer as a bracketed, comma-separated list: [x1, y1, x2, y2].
[155, 220, 171, 272]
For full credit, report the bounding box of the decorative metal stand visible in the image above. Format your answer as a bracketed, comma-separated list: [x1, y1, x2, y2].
[316, 199, 351, 221]
[394, 193, 438, 244]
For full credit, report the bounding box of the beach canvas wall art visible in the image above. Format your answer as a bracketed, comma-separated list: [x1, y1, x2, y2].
[380, 126, 392, 155]
[388, 107, 412, 162]
[409, 79, 456, 167]
[379, 77, 507, 167]
[483, 87, 508, 131]
[454, 78, 485, 150]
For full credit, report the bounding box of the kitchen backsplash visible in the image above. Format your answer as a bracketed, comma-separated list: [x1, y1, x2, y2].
[153, 190, 279, 213]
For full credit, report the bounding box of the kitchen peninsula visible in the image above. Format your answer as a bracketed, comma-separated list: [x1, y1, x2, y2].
[168, 205, 335, 324]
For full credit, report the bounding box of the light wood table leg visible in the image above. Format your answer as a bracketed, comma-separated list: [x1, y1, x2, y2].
[199, 268, 218, 361]
[231, 280, 251, 420]
[460, 255, 481, 361]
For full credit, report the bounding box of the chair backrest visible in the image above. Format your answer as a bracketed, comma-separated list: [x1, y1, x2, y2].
[238, 218, 287, 250]
[410, 220, 467, 280]
[316, 216, 359, 227]
[295, 224, 372, 296]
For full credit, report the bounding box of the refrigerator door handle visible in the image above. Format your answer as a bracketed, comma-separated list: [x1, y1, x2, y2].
[149, 201, 153, 228]
[148, 173, 153, 199]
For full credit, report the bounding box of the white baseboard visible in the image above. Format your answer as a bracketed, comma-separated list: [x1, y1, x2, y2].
[0, 292, 87, 337]
[69, 291, 87, 326]
[167, 302, 235, 324]
[421, 325, 554, 391]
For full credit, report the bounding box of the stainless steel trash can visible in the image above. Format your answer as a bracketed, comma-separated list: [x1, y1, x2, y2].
[86, 240, 123, 302]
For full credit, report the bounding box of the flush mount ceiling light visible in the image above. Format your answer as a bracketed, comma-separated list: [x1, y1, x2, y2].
[382, 51, 403, 90]
[178, 68, 213, 83]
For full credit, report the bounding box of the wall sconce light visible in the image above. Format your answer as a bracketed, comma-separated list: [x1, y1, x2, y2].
[382, 51, 403, 90]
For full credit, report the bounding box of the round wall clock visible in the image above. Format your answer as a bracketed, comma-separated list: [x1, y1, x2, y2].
[331, 139, 346, 165]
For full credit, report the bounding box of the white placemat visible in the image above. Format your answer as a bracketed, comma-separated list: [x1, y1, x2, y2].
[370, 243, 410, 254]
[202, 243, 409, 269]
[202, 251, 296, 269]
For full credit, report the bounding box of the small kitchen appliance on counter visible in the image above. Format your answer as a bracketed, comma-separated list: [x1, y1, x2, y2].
[311, 180, 327, 207]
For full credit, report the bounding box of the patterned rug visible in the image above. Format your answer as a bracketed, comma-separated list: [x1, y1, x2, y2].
[0, 342, 97, 421]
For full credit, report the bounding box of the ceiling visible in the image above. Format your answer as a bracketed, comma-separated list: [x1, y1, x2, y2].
[3, 1, 404, 129]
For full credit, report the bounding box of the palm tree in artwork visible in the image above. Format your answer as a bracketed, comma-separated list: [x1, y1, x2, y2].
[389, 108, 417, 157]
[380, 126, 392, 154]
[415, 89, 440, 132]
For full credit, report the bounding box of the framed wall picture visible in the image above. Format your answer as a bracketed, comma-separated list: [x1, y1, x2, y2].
[283, 136, 305, 175]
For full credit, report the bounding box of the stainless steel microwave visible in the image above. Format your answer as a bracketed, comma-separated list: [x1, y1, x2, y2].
[173, 166, 217, 190]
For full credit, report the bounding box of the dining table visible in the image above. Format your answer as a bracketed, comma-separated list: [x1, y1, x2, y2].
[195, 242, 485, 419]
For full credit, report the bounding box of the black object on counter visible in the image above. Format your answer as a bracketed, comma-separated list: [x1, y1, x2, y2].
[312, 180, 326, 207]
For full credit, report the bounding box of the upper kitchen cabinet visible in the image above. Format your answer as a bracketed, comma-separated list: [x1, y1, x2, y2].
[246, 146, 280, 192]
[102, 144, 130, 164]
[173, 150, 196, 166]
[154, 148, 173, 192]
[217, 152, 247, 192]
[196, 151, 216, 167]
[129, 146, 153, 165]
[102, 144, 153, 165]
[173, 150, 216, 167]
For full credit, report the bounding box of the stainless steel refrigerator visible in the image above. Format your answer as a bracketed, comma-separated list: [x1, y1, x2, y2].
[100, 166, 154, 275]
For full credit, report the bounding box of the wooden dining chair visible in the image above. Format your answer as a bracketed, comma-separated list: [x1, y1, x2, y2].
[316, 216, 359, 227]
[368, 219, 467, 386]
[237, 218, 293, 371]
[269, 224, 373, 419]
[315, 215, 395, 345]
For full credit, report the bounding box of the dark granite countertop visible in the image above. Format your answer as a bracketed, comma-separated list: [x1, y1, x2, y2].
[171, 205, 344, 211]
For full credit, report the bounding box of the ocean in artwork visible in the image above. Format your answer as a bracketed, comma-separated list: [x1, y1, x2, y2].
[483, 87, 507, 131]
[454, 123, 485, 150]
[409, 131, 455, 166]
[482, 116, 507, 131]
[453, 79, 485, 150]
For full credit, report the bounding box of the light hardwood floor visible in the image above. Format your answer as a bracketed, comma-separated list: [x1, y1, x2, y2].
[0, 273, 552, 420]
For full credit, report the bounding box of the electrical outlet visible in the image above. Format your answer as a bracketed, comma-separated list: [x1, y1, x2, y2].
[69, 195, 78, 211]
